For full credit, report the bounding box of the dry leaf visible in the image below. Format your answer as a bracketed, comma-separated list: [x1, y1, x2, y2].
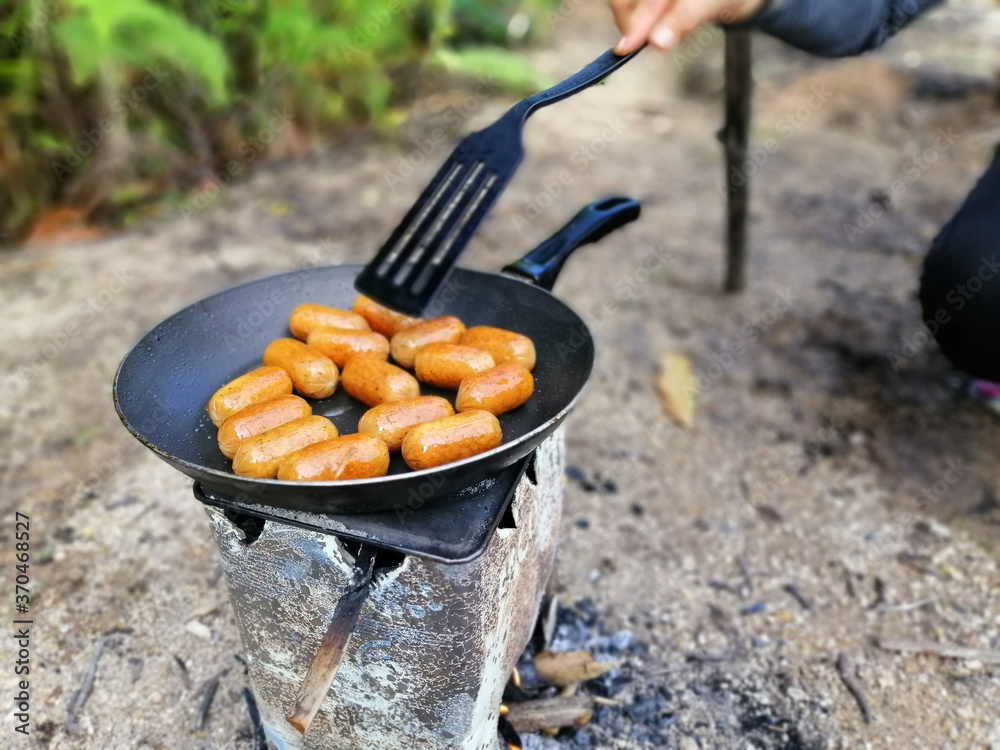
[26, 207, 108, 246]
[533, 650, 613, 687]
[656, 352, 696, 428]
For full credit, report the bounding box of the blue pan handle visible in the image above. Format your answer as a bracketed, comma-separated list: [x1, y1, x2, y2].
[502, 196, 642, 291]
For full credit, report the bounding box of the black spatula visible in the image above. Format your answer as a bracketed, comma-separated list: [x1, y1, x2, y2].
[355, 46, 643, 315]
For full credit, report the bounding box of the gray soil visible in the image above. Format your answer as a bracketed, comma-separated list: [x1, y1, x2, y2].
[2, 1, 999, 748]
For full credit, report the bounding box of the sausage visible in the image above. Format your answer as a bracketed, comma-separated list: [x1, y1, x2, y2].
[460, 326, 536, 371]
[455, 364, 534, 415]
[401, 410, 502, 470]
[232, 415, 338, 478]
[262, 338, 339, 399]
[390, 316, 465, 368]
[217, 394, 312, 459]
[208, 366, 293, 427]
[306, 328, 390, 368]
[414, 343, 495, 389]
[340, 355, 420, 407]
[277, 434, 390, 481]
[288, 304, 369, 340]
[353, 294, 422, 338]
[358, 396, 455, 452]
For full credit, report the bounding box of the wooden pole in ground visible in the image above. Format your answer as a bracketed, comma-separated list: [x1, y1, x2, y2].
[721, 28, 753, 292]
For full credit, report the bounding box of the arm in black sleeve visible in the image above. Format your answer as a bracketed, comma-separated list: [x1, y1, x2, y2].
[745, 0, 944, 57]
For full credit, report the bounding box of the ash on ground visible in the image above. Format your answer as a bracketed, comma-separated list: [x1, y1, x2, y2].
[514, 599, 837, 750]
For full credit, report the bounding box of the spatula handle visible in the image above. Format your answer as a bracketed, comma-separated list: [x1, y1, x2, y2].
[509, 47, 644, 122]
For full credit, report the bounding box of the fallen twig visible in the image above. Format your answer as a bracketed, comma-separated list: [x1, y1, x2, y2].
[835, 652, 873, 724]
[66, 636, 117, 734]
[197, 669, 229, 730]
[174, 654, 192, 689]
[878, 639, 1000, 665]
[592, 696, 624, 707]
[506, 696, 593, 733]
[783, 583, 812, 610]
[876, 597, 937, 614]
[241, 687, 267, 750]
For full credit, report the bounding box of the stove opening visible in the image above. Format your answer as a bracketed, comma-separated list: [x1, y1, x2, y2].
[498, 499, 517, 530]
[224, 510, 266, 545]
[524, 453, 538, 486]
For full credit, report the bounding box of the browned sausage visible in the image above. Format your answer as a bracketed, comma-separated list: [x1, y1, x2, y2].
[390, 316, 466, 368]
[208, 366, 293, 427]
[232, 415, 338, 478]
[455, 364, 534, 415]
[340, 355, 420, 407]
[217, 394, 312, 459]
[306, 328, 390, 367]
[414, 343, 495, 389]
[353, 295, 422, 338]
[401, 410, 502, 470]
[357, 396, 455, 452]
[288, 304, 369, 341]
[460, 326, 536, 371]
[262, 338, 339, 399]
[277, 434, 390, 481]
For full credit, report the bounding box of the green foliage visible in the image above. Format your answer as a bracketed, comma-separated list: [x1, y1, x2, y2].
[430, 46, 552, 95]
[0, 0, 560, 241]
[53, 0, 229, 103]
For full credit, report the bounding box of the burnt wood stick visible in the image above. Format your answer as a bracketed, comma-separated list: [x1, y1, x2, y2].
[241, 688, 267, 750]
[721, 28, 753, 292]
[66, 636, 116, 735]
[286, 546, 377, 734]
[506, 696, 594, 733]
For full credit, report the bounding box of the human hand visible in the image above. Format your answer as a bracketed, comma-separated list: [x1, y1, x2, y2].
[611, 0, 767, 53]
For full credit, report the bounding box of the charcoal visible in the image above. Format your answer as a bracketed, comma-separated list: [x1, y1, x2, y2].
[626, 695, 664, 723]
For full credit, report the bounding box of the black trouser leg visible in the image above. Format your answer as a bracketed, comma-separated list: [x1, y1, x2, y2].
[919, 145, 1000, 380]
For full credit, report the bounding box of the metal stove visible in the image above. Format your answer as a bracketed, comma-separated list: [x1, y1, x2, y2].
[199, 431, 565, 750]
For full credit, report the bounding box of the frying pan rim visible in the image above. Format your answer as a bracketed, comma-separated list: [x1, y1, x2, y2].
[112, 265, 594, 492]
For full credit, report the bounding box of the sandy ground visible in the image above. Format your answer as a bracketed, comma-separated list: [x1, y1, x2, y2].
[2, 1, 1000, 748]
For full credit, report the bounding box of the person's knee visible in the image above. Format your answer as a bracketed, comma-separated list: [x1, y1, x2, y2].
[919, 216, 1000, 379]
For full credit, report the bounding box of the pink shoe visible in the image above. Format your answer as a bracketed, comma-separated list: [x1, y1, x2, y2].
[969, 379, 1000, 415]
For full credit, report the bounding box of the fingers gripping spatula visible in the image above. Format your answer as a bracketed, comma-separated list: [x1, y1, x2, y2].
[355, 46, 643, 315]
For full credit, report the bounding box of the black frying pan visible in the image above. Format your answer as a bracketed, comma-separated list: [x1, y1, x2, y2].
[114, 197, 640, 514]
